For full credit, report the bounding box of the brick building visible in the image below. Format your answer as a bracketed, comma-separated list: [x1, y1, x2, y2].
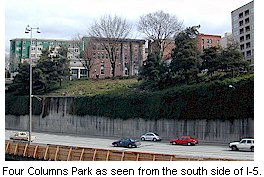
[197, 33, 221, 52]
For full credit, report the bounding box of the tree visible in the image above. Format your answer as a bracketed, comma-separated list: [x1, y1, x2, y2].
[170, 26, 200, 84]
[200, 46, 220, 77]
[87, 14, 132, 77]
[137, 10, 183, 58]
[218, 43, 249, 77]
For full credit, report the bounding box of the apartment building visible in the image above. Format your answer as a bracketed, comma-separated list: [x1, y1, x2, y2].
[231, 1, 254, 63]
[197, 33, 221, 52]
[220, 32, 233, 49]
[81, 37, 145, 79]
[9, 37, 145, 79]
[9, 38, 73, 72]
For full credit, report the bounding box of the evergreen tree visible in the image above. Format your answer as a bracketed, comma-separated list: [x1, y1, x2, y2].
[200, 46, 220, 77]
[170, 26, 200, 84]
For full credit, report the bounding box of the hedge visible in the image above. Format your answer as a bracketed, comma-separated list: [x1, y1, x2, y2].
[5, 75, 254, 120]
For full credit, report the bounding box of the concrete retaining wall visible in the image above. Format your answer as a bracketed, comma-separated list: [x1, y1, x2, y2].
[5, 97, 254, 143]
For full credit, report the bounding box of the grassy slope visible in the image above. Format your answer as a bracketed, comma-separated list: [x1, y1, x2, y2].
[47, 78, 140, 96]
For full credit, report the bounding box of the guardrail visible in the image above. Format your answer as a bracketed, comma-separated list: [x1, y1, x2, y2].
[5, 140, 235, 161]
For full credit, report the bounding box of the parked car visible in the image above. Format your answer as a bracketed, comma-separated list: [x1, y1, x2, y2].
[140, 132, 161, 141]
[169, 136, 198, 146]
[9, 132, 36, 141]
[229, 138, 254, 152]
[112, 138, 141, 148]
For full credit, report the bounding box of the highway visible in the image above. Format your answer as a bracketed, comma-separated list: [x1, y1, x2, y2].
[5, 130, 253, 161]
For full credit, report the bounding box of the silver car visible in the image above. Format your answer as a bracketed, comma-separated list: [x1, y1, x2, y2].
[140, 132, 161, 141]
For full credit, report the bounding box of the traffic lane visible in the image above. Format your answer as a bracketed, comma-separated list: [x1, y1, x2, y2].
[5, 130, 253, 160]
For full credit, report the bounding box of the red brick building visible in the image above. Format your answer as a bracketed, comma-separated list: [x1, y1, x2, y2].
[72, 37, 145, 79]
[197, 33, 221, 52]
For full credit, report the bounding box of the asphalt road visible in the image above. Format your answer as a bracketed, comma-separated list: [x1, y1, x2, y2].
[5, 130, 254, 161]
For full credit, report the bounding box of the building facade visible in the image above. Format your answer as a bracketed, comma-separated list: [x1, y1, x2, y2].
[231, 1, 254, 63]
[220, 32, 233, 48]
[9, 38, 72, 73]
[197, 33, 221, 52]
[80, 37, 145, 79]
[9, 37, 145, 79]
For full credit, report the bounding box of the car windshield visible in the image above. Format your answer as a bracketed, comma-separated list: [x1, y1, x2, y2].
[153, 133, 159, 136]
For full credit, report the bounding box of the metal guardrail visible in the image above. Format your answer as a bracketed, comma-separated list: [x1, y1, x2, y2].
[5, 140, 236, 161]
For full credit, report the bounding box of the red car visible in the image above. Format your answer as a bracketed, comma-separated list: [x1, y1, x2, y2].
[169, 136, 198, 146]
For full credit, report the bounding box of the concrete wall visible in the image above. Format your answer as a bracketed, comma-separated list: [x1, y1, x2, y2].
[5, 97, 254, 143]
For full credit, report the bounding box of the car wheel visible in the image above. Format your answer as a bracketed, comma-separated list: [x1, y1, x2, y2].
[128, 144, 132, 148]
[251, 146, 254, 152]
[187, 142, 191, 146]
[114, 143, 118, 147]
[141, 137, 145, 141]
[153, 138, 157, 142]
[172, 142, 177, 145]
[231, 146, 238, 151]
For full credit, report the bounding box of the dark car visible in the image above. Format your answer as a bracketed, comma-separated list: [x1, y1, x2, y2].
[112, 138, 141, 148]
[169, 136, 198, 146]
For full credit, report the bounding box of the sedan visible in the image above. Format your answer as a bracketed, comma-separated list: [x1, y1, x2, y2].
[140, 132, 161, 141]
[112, 138, 141, 148]
[169, 136, 198, 146]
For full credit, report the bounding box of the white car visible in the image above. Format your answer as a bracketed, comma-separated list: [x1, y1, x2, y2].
[140, 132, 161, 141]
[9, 132, 36, 141]
[229, 138, 254, 152]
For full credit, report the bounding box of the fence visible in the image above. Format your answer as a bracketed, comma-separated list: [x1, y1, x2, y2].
[5, 140, 236, 161]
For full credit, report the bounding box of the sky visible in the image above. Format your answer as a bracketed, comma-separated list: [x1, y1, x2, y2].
[4, 0, 254, 56]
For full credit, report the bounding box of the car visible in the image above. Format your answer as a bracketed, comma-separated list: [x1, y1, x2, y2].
[140, 132, 161, 141]
[9, 132, 36, 141]
[112, 138, 141, 148]
[169, 136, 198, 146]
[229, 138, 254, 152]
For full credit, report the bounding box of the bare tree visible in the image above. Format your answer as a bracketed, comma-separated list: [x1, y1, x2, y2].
[88, 14, 132, 77]
[72, 34, 94, 78]
[137, 10, 183, 59]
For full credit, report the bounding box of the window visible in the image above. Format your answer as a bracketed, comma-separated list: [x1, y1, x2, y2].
[245, 18, 250, 24]
[239, 12, 243, 19]
[240, 44, 245, 50]
[245, 26, 250, 32]
[207, 39, 212, 44]
[246, 34, 250, 40]
[80, 69, 87, 75]
[246, 50, 251, 56]
[100, 63, 104, 75]
[239, 28, 244, 34]
[246, 42, 251, 48]
[240, 36, 244, 42]
[245, 9, 249, 16]
[239, 20, 243, 26]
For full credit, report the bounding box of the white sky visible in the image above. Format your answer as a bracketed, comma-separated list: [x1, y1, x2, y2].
[4, 0, 254, 55]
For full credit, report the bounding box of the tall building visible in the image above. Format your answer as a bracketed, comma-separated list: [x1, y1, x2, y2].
[231, 1, 254, 63]
[9, 38, 72, 73]
[197, 33, 221, 52]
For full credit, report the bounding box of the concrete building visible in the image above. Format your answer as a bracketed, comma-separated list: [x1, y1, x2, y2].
[9, 38, 73, 73]
[231, 1, 254, 63]
[220, 32, 233, 48]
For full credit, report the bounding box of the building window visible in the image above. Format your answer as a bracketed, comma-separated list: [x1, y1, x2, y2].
[239, 28, 244, 34]
[245, 18, 250, 24]
[245, 26, 250, 32]
[207, 39, 212, 44]
[100, 63, 104, 75]
[240, 36, 244, 42]
[245, 9, 249, 16]
[239, 20, 243, 26]
[246, 42, 251, 49]
[240, 44, 245, 50]
[239, 12, 243, 19]
[80, 69, 87, 76]
[246, 50, 251, 56]
[246, 34, 250, 40]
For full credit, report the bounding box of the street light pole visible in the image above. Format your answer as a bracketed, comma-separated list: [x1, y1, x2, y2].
[25, 25, 41, 144]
